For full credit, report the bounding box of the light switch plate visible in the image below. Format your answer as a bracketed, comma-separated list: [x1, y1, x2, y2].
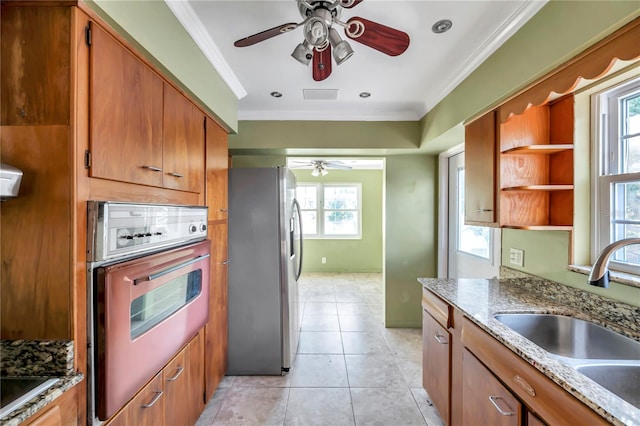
[509, 248, 524, 267]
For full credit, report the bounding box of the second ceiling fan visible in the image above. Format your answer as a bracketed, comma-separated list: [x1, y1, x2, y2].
[234, 0, 410, 81]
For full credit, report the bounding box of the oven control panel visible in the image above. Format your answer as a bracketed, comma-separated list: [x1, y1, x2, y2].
[87, 201, 208, 262]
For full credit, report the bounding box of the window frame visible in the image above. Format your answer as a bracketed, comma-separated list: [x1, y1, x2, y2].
[591, 76, 640, 275]
[296, 182, 363, 239]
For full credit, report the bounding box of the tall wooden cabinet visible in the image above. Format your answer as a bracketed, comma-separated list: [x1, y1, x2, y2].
[1, 2, 228, 424]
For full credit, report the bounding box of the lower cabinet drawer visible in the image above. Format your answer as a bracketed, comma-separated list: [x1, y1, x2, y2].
[463, 348, 522, 426]
[461, 317, 608, 426]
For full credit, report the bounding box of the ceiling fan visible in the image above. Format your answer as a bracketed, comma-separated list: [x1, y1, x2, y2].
[289, 160, 352, 176]
[233, 0, 410, 81]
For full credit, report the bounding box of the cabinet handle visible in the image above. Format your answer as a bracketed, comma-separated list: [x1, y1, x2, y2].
[475, 208, 493, 212]
[220, 208, 228, 212]
[434, 333, 448, 344]
[166, 366, 184, 381]
[513, 375, 536, 397]
[222, 260, 230, 265]
[142, 165, 163, 172]
[167, 172, 184, 178]
[142, 391, 163, 408]
[488, 396, 514, 416]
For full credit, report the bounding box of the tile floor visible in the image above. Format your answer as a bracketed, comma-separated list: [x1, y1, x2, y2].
[195, 272, 444, 426]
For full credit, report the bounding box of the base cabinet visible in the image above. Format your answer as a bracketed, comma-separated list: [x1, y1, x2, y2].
[23, 385, 78, 426]
[106, 333, 203, 426]
[422, 310, 451, 424]
[462, 349, 522, 426]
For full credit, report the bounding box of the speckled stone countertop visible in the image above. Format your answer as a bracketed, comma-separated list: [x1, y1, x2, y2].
[0, 340, 83, 426]
[418, 272, 640, 426]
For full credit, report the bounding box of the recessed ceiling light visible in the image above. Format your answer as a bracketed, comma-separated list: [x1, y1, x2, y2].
[359, 92, 371, 98]
[270, 91, 283, 98]
[432, 19, 452, 34]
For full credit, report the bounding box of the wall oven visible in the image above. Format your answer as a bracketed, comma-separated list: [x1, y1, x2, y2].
[86, 201, 210, 424]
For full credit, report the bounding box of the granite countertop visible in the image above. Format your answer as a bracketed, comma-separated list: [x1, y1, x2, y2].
[0, 340, 83, 426]
[418, 273, 640, 426]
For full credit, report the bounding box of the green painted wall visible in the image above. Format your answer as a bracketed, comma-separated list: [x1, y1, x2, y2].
[292, 169, 384, 273]
[85, 0, 238, 132]
[385, 155, 438, 328]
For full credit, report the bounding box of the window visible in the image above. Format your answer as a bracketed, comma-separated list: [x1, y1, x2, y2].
[296, 183, 362, 238]
[593, 77, 640, 274]
[457, 168, 492, 259]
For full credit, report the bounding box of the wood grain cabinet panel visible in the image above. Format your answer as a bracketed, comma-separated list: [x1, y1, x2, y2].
[128, 374, 164, 426]
[163, 84, 205, 193]
[462, 348, 522, 426]
[23, 385, 77, 426]
[464, 111, 498, 226]
[89, 23, 164, 188]
[422, 310, 451, 425]
[205, 222, 229, 401]
[206, 118, 229, 221]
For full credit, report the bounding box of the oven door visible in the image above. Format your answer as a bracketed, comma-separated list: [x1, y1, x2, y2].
[95, 240, 210, 420]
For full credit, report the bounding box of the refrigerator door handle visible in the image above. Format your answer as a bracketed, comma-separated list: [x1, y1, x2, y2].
[292, 198, 303, 282]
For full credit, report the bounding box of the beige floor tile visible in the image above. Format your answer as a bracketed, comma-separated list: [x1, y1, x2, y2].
[338, 314, 381, 332]
[394, 352, 424, 388]
[298, 331, 343, 354]
[233, 375, 291, 388]
[345, 354, 406, 388]
[196, 388, 229, 426]
[350, 387, 426, 425]
[284, 388, 355, 426]
[341, 331, 389, 354]
[212, 386, 289, 426]
[289, 354, 348, 387]
[301, 314, 340, 331]
[411, 388, 446, 426]
[337, 303, 371, 316]
[303, 302, 338, 315]
[382, 328, 423, 356]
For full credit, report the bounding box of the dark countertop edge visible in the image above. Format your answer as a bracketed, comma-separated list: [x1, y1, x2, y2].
[0, 374, 83, 426]
[418, 278, 640, 426]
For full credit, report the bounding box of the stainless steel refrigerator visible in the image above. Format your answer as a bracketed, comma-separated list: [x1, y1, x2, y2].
[227, 167, 303, 375]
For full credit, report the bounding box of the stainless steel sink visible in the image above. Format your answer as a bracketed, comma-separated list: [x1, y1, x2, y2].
[493, 313, 640, 360]
[576, 364, 640, 409]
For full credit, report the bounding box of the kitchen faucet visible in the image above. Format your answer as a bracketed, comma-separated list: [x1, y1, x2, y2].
[588, 238, 640, 287]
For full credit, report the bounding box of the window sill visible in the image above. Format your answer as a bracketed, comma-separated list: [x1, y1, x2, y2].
[568, 265, 640, 289]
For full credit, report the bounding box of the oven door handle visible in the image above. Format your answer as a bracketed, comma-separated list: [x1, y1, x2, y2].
[133, 254, 210, 285]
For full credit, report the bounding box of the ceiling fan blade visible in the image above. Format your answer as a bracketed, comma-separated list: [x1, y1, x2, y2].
[340, 0, 364, 8]
[326, 163, 352, 170]
[234, 22, 299, 47]
[312, 46, 332, 81]
[345, 17, 410, 56]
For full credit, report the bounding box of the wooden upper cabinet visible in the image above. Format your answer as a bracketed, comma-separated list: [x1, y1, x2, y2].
[206, 118, 229, 220]
[163, 84, 205, 193]
[89, 22, 164, 187]
[464, 110, 497, 226]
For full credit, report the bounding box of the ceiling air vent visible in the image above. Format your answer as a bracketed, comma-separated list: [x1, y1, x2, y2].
[303, 89, 339, 101]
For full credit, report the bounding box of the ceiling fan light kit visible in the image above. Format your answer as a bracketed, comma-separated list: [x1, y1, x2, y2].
[234, 0, 410, 81]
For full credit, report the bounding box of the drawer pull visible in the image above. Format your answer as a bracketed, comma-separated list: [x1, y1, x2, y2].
[142, 165, 163, 172]
[489, 395, 514, 416]
[167, 366, 184, 381]
[222, 260, 230, 265]
[434, 333, 448, 344]
[513, 374, 536, 397]
[475, 208, 493, 212]
[220, 208, 229, 212]
[142, 391, 163, 408]
[167, 172, 184, 178]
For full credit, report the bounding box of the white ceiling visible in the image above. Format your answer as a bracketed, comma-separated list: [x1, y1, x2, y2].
[167, 0, 547, 122]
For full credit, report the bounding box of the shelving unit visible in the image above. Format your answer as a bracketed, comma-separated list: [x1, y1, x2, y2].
[498, 94, 574, 229]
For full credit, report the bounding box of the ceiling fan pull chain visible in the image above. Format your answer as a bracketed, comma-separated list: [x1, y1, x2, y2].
[346, 20, 365, 39]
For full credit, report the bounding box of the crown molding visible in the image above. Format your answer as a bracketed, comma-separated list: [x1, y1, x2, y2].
[164, 0, 247, 99]
[417, 0, 548, 117]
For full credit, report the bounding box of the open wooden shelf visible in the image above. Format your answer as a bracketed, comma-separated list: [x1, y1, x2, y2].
[503, 225, 573, 231]
[501, 144, 573, 155]
[502, 185, 574, 191]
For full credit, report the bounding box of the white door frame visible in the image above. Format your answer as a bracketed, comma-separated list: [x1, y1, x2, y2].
[437, 143, 465, 278]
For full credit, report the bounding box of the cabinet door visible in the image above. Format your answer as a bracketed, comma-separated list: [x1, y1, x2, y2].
[186, 332, 205, 425]
[463, 349, 522, 426]
[464, 111, 497, 225]
[89, 23, 163, 187]
[206, 118, 229, 221]
[205, 222, 229, 400]
[422, 310, 451, 425]
[163, 84, 205, 193]
[163, 345, 190, 426]
[129, 373, 164, 426]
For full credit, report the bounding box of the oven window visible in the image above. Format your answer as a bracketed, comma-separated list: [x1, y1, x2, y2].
[130, 270, 202, 339]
